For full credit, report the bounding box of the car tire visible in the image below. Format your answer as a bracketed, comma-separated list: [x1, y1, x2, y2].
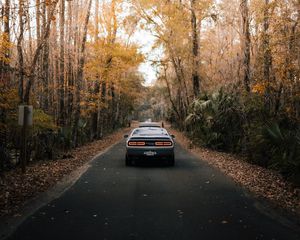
[125, 155, 132, 166]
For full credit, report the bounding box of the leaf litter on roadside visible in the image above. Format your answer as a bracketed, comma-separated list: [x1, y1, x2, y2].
[0, 128, 131, 217]
[168, 127, 300, 217]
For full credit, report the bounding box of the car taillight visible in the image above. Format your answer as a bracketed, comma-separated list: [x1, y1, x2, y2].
[155, 141, 172, 146]
[128, 141, 146, 146]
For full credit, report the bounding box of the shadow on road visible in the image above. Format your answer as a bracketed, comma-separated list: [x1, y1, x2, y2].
[127, 160, 175, 168]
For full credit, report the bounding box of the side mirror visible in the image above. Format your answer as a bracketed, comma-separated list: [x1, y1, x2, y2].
[124, 134, 129, 138]
[171, 135, 175, 139]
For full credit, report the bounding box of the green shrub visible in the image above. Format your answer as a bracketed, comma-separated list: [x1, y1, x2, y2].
[261, 123, 300, 175]
[186, 88, 245, 151]
[185, 86, 300, 178]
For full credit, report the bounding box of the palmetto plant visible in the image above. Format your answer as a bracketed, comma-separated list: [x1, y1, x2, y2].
[185, 86, 300, 178]
[186, 89, 245, 151]
[185, 93, 220, 147]
[262, 123, 300, 175]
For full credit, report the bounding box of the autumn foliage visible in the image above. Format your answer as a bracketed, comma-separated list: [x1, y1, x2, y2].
[134, 0, 300, 180]
[0, 0, 145, 170]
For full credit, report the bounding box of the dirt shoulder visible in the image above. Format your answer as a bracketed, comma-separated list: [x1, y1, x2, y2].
[0, 127, 130, 218]
[168, 127, 300, 218]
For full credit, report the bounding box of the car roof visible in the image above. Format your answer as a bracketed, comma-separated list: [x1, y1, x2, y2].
[131, 127, 169, 137]
[138, 122, 161, 128]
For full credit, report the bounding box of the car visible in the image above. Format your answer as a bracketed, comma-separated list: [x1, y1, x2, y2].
[124, 127, 175, 166]
[138, 122, 162, 128]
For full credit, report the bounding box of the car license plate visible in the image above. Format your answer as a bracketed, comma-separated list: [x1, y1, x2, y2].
[144, 151, 157, 156]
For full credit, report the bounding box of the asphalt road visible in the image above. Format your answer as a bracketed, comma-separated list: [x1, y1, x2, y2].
[7, 140, 300, 240]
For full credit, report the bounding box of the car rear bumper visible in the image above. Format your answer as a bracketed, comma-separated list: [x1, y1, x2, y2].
[126, 147, 174, 160]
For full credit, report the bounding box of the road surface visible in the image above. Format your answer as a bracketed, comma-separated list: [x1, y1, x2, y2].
[6, 139, 300, 240]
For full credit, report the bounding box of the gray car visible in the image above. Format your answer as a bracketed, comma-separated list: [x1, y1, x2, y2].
[124, 127, 175, 166]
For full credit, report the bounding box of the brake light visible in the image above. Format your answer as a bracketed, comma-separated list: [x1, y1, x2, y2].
[155, 141, 172, 146]
[128, 141, 146, 146]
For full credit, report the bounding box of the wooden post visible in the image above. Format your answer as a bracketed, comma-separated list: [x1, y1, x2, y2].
[20, 106, 29, 173]
[19, 105, 32, 173]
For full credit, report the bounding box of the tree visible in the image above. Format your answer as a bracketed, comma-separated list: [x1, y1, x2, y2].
[18, 0, 59, 104]
[0, 0, 10, 83]
[59, 0, 65, 125]
[73, 0, 93, 146]
[263, 0, 273, 110]
[240, 0, 251, 92]
[191, 0, 201, 97]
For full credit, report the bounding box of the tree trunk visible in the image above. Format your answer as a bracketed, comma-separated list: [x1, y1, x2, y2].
[23, 1, 58, 104]
[240, 0, 251, 92]
[36, 0, 41, 43]
[17, 0, 25, 103]
[0, 0, 11, 83]
[263, 0, 273, 111]
[109, 0, 117, 130]
[191, 0, 200, 98]
[58, 0, 65, 126]
[91, 0, 100, 139]
[73, 0, 93, 146]
[162, 65, 181, 124]
[98, 81, 107, 138]
[42, 2, 50, 111]
[66, 0, 74, 124]
[296, 0, 300, 118]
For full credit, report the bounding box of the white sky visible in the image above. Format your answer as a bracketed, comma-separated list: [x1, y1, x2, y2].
[116, 1, 163, 86]
[131, 29, 162, 86]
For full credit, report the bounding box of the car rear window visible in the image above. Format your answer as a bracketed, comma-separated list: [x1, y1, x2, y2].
[132, 128, 168, 136]
[139, 123, 161, 128]
[139, 125, 160, 128]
